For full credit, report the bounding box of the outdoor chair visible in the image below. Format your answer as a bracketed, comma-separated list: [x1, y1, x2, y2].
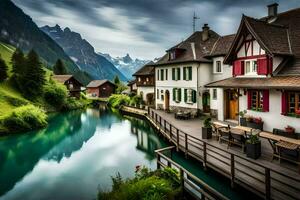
[229, 129, 246, 152]
[218, 126, 231, 148]
[276, 141, 300, 166]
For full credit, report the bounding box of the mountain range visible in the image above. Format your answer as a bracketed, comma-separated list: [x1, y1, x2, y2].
[41, 25, 128, 82]
[99, 53, 150, 79]
[0, 0, 93, 85]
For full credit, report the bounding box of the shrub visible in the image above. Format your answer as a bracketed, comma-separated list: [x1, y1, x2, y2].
[2, 105, 47, 133]
[98, 167, 182, 200]
[108, 94, 130, 108]
[61, 97, 87, 111]
[44, 82, 68, 108]
[130, 95, 143, 106]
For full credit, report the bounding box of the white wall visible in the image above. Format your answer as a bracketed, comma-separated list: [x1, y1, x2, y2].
[137, 86, 154, 102]
[239, 90, 300, 132]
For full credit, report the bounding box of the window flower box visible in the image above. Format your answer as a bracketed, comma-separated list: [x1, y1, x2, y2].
[246, 116, 264, 130]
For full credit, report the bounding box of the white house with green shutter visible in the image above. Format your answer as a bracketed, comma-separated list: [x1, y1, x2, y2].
[154, 24, 221, 115]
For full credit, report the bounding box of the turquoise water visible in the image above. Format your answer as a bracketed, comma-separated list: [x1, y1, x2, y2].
[0, 108, 259, 200]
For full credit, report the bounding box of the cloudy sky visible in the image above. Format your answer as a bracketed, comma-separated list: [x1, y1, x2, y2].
[12, 0, 299, 60]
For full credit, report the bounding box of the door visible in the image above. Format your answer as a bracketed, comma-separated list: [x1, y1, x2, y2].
[226, 89, 239, 120]
[164, 90, 170, 111]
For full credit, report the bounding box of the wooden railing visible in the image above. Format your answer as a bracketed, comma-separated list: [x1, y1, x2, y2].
[148, 108, 300, 200]
[156, 146, 230, 200]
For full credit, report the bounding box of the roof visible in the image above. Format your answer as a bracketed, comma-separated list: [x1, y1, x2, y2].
[52, 75, 73, 84]
[133, 61, 155, 76]
[86, 80, 115, 88]
[155, 30, 220, 66]
[127, 79, 136, 86]
[205, 76, 300, 90]
[224, 8, 300, 75]
[208, 34, 236, 57]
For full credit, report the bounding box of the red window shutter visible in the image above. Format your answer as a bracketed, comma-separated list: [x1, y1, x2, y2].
[281, 91, 288, 115]
[257, 58, 268, 75]
[263, 90, 269, 112]
[233, 61, 244, 76]
[233, 61, 237, 76]
[240, 61, 245, 75]
[247, 90, 252, 110]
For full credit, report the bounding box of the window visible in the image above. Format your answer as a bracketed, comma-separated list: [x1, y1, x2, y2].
[146, 77, 149, 82]
[184, 89, 196, 104]
[170, 51, 176, 60]
[165, 69, 168, 80]
[183, 67, 192, 80]
[173, 88, 181, 102]
[247, 90, 269, 112]
[160, 69, 164, 81]
[288, 92, 300, 114]
[215, 61, 222, 73]
[245, 60, 258, 75]
[157, 69, 159, 80]
[213, 89, 217, 100]
[157, 89, 159, 99]
[172, 68, 181, 80]
[138, 77, 141, 82]
[187, 89, 193, 103]
[161, 90, 164, 100]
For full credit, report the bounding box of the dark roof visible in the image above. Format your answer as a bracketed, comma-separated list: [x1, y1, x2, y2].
[133, 61, 155, 76]
[52, 75, 73, 84]
[155, 30, 220, 65]
[205, 76, 300, 90]
[224, 8, 300, 76]
[86, 80, 115, 88]
[127, 79, 136, 86]
[208, 34, 236, 57]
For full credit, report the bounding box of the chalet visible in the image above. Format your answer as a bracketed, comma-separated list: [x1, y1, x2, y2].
[133, 61, 155, 105]
[206, 4, 300, 132]
[52, 75, 83, 98]
[154, 24, 221, 116]
[86, 80, 116, 98]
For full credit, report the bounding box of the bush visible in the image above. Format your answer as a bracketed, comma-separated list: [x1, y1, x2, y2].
[98, 167, 182, 200]
[44, 82, 68, 108]
[61, 97, 87, 111]
[108, 94, 130, 108]
[130, 95, 143, 106]
[2, 105, 47, 133]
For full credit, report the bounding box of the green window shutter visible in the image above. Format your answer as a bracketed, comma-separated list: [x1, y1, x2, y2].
[166, 69, 168, 80]
[183, 67, 186, 80]
[173, 88, 176, 101]
[184, 89, 187, 102]
[161, 69, 164, 81]
[192, 90, 197, 103]
[157, 70, 159, 80]
[178, 88, 182, 102]
[189, 67, 192, 80]
[177, 68, 181, 80]
[172, 68, 175, 80]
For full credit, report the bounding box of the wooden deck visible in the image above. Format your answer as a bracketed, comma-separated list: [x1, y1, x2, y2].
[146, 108, 300, 200]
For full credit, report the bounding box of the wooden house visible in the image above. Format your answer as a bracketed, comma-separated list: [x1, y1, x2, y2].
[52, 75, 83, 98]
[86, 80, 116, 98]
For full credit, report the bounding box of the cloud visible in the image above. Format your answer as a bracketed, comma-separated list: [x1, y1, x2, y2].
[11, 0, 300, 59]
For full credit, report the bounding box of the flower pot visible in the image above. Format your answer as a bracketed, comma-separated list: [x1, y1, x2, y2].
[246, 121, 263, 130]
[202, 127, 212, 139]
[240, 117, 247, 126]
[246, 142, 261, 159]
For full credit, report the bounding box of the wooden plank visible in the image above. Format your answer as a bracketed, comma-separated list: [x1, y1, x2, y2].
[260, 131, 300, 145]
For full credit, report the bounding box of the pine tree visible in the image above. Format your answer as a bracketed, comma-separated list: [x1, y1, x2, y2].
[0, 55, 8, 82]
[11, 48, 25, 86]
[22, 50, 46, 98]
[53, 59, 67, 75]
[114, 75, 120, 85]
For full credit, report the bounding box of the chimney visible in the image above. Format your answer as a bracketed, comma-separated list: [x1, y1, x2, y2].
[268, 3, 278, 18]
[202, 24, 209, 41]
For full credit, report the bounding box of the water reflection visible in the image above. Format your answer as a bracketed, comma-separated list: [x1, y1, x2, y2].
[0, 108, 166, 200]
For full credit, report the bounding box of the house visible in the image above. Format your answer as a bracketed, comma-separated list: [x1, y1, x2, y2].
[127, 79, 137, 94]
[154, 24, 221, 115]
[86, 80, 116, 98]
[133, 61, 155, 105]
[206, 4, 300, 132]
[52, 75, 83, 98]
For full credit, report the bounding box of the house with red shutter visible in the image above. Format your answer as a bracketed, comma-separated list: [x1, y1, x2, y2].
[206, 4, 300, 132]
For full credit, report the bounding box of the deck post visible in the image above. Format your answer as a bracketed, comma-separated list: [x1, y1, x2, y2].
[265, 168, 271, 200]
[176, 129, 179, 151]
[147, 107, 150, 115]
[185, 134, 188, 158]
[157, 154, 161, 169]
[170, 124, 172, 139]
[203, 142, 207, 170]
[230, 154, 235, 188]
[155, 113, 158, 123]
[164, 120, 166, 133]
[159, 116, 162, 126]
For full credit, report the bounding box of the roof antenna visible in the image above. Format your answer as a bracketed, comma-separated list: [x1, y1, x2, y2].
[193, 12, 200, 33]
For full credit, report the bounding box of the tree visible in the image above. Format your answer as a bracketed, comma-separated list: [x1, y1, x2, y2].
[11, 48, 25, 87]
[0, 55, 8, 82]
[22, 50, 46, 98]
[53, 59, 67, 75]
[114, 75, 120, 85]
